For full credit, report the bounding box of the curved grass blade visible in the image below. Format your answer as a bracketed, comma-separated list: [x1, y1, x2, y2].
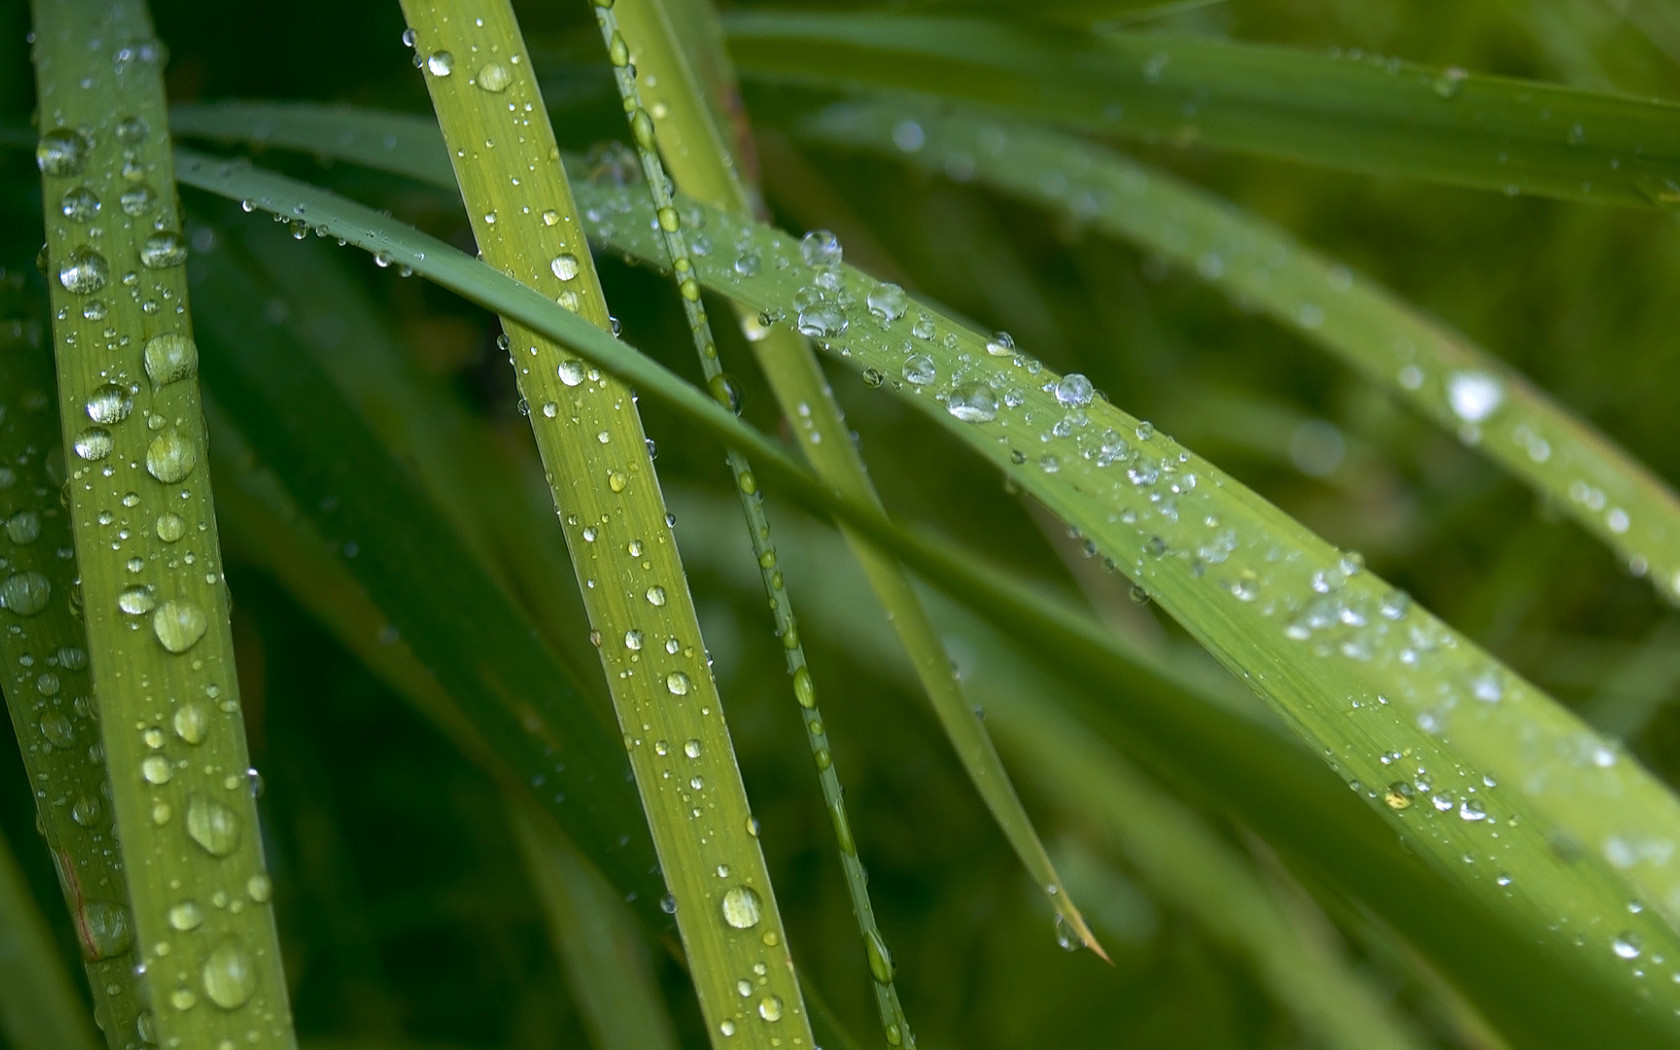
[0, 825, 100, 1050]
[395, 2, 812, 1044]
[0, 283, 145, 1049]
[618, 0, 1102, 966]
[29, 3, 294, 1045]
[510, 805, 681, 1050]
[722, 10, 1680, 208]
[665, 485, 1434, 1050]
[798, 97, 1680, 606]
[169, 150, 1680, 1043]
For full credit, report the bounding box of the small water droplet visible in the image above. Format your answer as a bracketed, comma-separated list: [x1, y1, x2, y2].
[666, 671, 692, 695]
[1055, 373, 1095, 407]
[866, 283, 908, 321]
[758, 995, 783, 1022]
[1615, 932, 1643, 960]
[477, 61, 512, 92]
[119, 183, 156, 216]
[118, 585, 157, 615]
[646, 585, 667, 606]
[551, 253, 580, 280]
[426, 50, 454, 76]
[140, 754, 172, 784]
[799, 230, 842, 268]
[904, 355, 936, 385]
[173, 703, 208, 745]
[946, 381, 998, 423]
[78, 901, 133, 960]
[73, 426, 113, 461]
[1447, 371, 1503, 423]
[684, 738, 701, 758]
[60, 185, 100, 222]
[168, 900, 203, 931]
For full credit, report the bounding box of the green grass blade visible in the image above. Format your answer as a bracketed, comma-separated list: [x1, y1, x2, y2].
[722, 10, 1680, 208]
[0, 825, 100, 1050]
[170, 148, 1680, 1047]
[29, 3, 294, 1045]
[394, 2, 813, 1044]
[799, 98, 1680, 606]
[510, 806, 681, 1050]
[0, 281, 145, 1049]
[618, 0, 1103, 967]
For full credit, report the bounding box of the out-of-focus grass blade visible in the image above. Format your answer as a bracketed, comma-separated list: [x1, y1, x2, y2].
[664, 485, 1433, 1050]
[0, 280, 143, 1049]
[722, 10, 1680, 208]
[169, 149, 1680, 1046]
[510, 806, 681, 1050]
[798, 97, 1680, 606]
[29, 2, 294, 1045]
[0, 825, 100, 1050]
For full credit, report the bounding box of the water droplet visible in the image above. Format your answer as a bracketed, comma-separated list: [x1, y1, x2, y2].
[119, 183, 156, 216]
[1615, 932, 1643, 960]
[115, 115, 148, 144]
[607, 470, 628, 493]
[1447, 371, 1503, 423]
[144, 333, 199, 386]
[660, 893, 678, 915]
[646, 585, 667, 606]
[60, 185, 100, 222]
[684, 738, 701, 759]
[146, 429, 198, 484]
[624, 629, 643, 651]
[1, 572, 53, 616]
[118, 585, 157, 615]
[186, 794, 241, 856]
[155, 513, 187, 543]
[758, 995, 783, 1022]
[946, 381, 998, 422]
[551, 253, 580, 280]
[792, 667, 816, 708]
[720, 1021, 736, 1037]
[73, 426, 113, 460]
[796, 303, 846, 338]
[904, 355, 936, 385]
[426, 50, 454, 76]
[477, 61, 512, 92]
[139, 231, 188, 269]
[173, 703, 209, 745]
[201, 938, 256, 1009]
[799, 230, 842, 268]
[4, 510, 41, 545]
[246, 874, 272, 904]
[86, 383, 134, 424]
[1055, 373, 1095, 407]
[666, 671, 692, 695]
[721, 885, 763, 929]
[1383, 781, 1414, 810]
[168, 900, 203, 931]
[865, 929, 896, 983]
[141, 755, 173, 784]
[58, 247, 109, 294]
[78, 901, 133, 960]
[153, 599, 208, 653]
[1432, 66, 1467, 99]
[37, 128, 92, 176]
[168, 988, 196, 1012]
[866, 283, 908, 321]
[39, 712, 75, 747]
[1134, 420, 1156, 441]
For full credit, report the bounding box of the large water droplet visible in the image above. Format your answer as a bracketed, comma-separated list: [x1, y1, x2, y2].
[799, 230, 841, 268]
[156, 513, 187, 543]
[142, 332, 198, 387]
[173, 702, 208, 745]
[141, 755, 172, 784]
[865, 929, 896, 984]
[115, 115, 148, 144]
[119, 183, 156, 217]
[71, 795, 104, 827]
[37, 128, 92, 176]
[426, 50, 454, 76]
[60, 185, 100, 222]
[86, 383, 134, 424]
[904, 355, 936, 385]
[551, 253, 580, 281]
[118, 585, 157, 615]
[5, 510, 42, 544]
[139, 231, 187, 269]
[946, 381, 998, 423]
[666, 671, 691, 696]
[153, 599, 208, 653]
[720, 885, 762, 929]
[866, 283, 908, 322]
[757, 995, 783, 1022]
[78, 901, 134, 960]
[1613, 932, 1643, 960]
[558, 359, 587, 386]
[477, 62, 512, 92]
[186, 794, 241, 856]
[796, 303, 846, 338]
[73, 426, 113, 461]
[1055, 373, 1095, 408]
[0, 572, 52, 616]
[168, 900, 203, 931]
[39, 712, 75, 748]
[201, 938, 257, 1010]
[58, 247, 109, 294]
[146, 429, 198, 484]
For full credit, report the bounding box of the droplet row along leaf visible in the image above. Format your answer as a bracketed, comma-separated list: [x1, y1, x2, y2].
[28, 1, 294, 1047]
[164, 147, 1680, 1045]
[796, 97, 1680, 609]
[396, 1, 814, 1045]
